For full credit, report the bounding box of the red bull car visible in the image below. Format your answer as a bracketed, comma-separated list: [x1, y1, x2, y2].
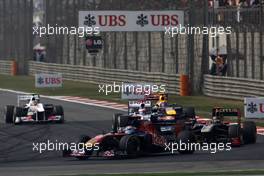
[4, 94, 64, 124]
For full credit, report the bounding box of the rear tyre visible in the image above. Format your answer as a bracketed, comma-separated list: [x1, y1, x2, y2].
[177, 130, 195, 154]
[4, 105, 14, 124]
[54, 105, 64, 123]
[228, 124, 241, 138]
[243, 121, 256, 144]
[119, 135, 141, 157]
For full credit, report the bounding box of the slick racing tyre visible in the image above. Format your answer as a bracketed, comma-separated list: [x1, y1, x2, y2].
[112, 113, 122, 133]
[54, 105, 64, 123]
[243, 121, 257, 144]
[119, 135, 141, 157]
[177, 130, 195, 154]
[229, 124, 241, 138]
[4, 105, 14, 124]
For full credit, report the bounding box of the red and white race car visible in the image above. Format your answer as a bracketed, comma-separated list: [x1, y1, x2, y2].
[4, 94, 64, 124]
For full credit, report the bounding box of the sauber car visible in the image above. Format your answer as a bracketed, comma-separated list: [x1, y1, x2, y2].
[4, 94, 64, 124]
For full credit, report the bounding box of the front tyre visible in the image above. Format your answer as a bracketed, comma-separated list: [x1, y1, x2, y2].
[119, 135, 141, 157]
[243, 121, 256, 144]
[4, 105, 14, 124]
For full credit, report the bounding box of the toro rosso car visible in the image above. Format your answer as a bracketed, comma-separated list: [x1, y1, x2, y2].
[63, 98, 197, 160]
[192, 108, 256, 146]
[4, 94, 64, 124]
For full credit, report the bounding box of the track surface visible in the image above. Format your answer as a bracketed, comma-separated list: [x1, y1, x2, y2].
[0, 91, 263, 176]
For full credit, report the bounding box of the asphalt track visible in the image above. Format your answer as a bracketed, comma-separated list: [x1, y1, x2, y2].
[0, 90, 263, 176]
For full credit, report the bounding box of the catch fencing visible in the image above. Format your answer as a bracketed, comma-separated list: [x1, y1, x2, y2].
[28, 61, 180, 94]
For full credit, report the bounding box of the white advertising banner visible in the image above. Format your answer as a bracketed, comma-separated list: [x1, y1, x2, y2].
[79, 11, 184, 32]
[35, 73, 62, 88]
[244, 97, 264, 118]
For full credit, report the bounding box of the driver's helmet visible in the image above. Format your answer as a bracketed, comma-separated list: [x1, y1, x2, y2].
[138, 103, 146, 115]
[124, 126, 137, 134]
[129, 108, 135, 115]
[156, 95, 168, 107]
[152, 105, 159, 113]
[212, 116, 221, 123]
[31, 97, 38, 105]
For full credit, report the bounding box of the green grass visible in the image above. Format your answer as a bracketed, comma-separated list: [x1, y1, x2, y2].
[0, 74, 263, 126]
[54, 170, 264, 176]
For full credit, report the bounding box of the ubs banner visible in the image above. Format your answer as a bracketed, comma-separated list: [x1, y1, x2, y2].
[79, 11, 184, 32]
[35, 73, 63, 88]
[244, 97, 264, 119]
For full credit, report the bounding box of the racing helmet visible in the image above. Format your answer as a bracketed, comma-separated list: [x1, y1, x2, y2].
[31, 97, 38, 105]
[212, 116, 221, 123]
[152, 105, 159, 113]
[124, 126, 137, 134]
[138, 103, 146, 115]
[156, 95, 168, 107]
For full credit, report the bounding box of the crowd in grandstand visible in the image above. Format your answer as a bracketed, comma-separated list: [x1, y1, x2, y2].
[208, 0, 261, 7]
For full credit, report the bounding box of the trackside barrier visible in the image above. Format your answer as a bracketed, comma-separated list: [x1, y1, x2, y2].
[203, 74, 264, 100]
[29, 61, 181, 94]
[0, 60, 13, 75]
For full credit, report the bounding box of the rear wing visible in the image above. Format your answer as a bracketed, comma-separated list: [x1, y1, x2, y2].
[143, 93, 168, 101]
[17, 94, 40, 106]
[128, 100, 152, 108]
[212, 108, 241, 123]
